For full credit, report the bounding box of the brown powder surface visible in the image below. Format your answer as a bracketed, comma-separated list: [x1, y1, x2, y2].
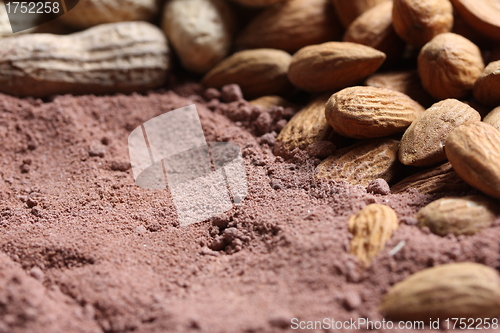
[0, 84, 499, 333]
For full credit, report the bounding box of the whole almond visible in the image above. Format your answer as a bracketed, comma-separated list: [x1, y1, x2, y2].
[417, 196, 496, 236]
[483, 106, 500, 131]
[202, 49, 292, 99]
[325, 86, 424, 139]
[445, 121, 500, 200]
[399, 99, 481, 167]
[450, 0, 500, 41]
[315, 139, 401, 186]
[473, 60, 500, 106]
[236, 0, 342, 52]
[348, 204, 399, 267]
[392, 0, 453, 48]
[418, 33, 484, 100]
[229, 0, 287, 7]
[288, 42, 385, 93]
[381, 262, 500, 321]
[391, 162, 471, 194]
[249, 96, 297, 110]
[343, 2, 405, 64]
[162, 0, 234, 74]
[332, 0, 390, 28]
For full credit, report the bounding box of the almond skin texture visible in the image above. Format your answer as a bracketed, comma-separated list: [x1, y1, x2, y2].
[332, 0, 390, 28]
[473, 60, 500, 106]
[381, 262, 500, 321]
[315, 139, 401, 186]
[418, 33, 484, 100]
[325, 86, 424, 139]
[483, 106, 500, 131]
[348, 204, 399, 267]
[391, 162, 471, 194]
[445, 121, 500, 200]
[392, 0, 453, 48]
[288, 42, 386, 93]
[237, 0, 342, 53]
[417, 196, 496, 236]
[450, 0, 500, 41]
[343, 1, 405, 64]
[399, 99, 481, 167]
[202, 49, 292, 99]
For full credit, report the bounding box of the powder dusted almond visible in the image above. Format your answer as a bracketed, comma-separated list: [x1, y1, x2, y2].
[399, 99, 480, 167]
[391, 162, 471, 194]
[416, 196, 496, 236]
[381, 262, 500, 321]
[325, 86, 424, 139]
[450, 0, 500, 41]
[202, 49, 292, 99]
[473, 60, 500, 107]
[348, 204, 399, 267]
[445, 121, 500, 200]
[288, 42, 386, 93]
[343, 1, 405, 64]
[236, 0, 342, 53]
[249, 96, 297, 110]
[483, 106, 500, 131]
[392, 0, 453, 47]
[418, 33, 484, 100]
[332, 0, 390, 28]
[315, 139, 401, 187]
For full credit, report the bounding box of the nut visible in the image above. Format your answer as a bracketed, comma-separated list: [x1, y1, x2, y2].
[418, 33, 484, 100]
[315, 139, 401, 187]
[399, 99, 481, 167]
[445, 121, 500, 200]
[332, 0, 390, 29]
[202, 49, 292, 99]
[416, 195, 496, 236]
[450, 0, 500, 41]
[162, 0, 234, 74]
[381, 262, 500, 321]
[348, 204, 399, 267]
[236, 0, 342, 52]
[325, 86, 424, 139]
[288, 42, 385, 93]
[483, 106, 500, 131]
[0, 22, 169, 97]
[473, 60, 500, 106]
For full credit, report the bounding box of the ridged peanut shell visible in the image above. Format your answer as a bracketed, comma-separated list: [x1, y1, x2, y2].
[483, 106, 500, 131]
[332, 0, 390, 28]
[473, 61, 500, 106]
[450, 0, 500, 41]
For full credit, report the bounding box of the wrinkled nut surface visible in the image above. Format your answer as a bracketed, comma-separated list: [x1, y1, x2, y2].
[332, 0, 390, 28]
[162, 0, 233, 74]
[418, 33, 484, 100]
[202, 49, 292, 99]
[0, 22, 169, 97]
[381, 262, 500, 321]
[325, 86, 424, 139]
[229, 0, 287, 7]
[417, 196, 496, 236]
[473, 60, 500, 106]
[483, 106, 500, 131]
[399, 99, 480, 167]
[348, 204, 399, 267]
[315, 139, 401, 187]
[343, 1, 405, 64]
[392, 0, 453, 47]
[445, 121, 500, 200]
[58, 0, 158, 29]
[288, 42, 385, 93]
[450, 0, 500, 41]
[237, 0, 342, 52]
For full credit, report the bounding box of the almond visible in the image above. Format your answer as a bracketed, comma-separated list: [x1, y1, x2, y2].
[391, 162, 471, 194]
[229, 0, 287, 7]
[288, 42, 385, 93]
[332, 0, 390, 29]
[418, 33, 484, 100]
[325, 86, 424, 139]
[202, 49, 292, 99]
[473, 60, 500, 106]
[381, 262, 500, 321]
[417, 195, 496, 236]
[249, 96, 297, 110]
[445, 121, 500, 200]
[236, 0, 342, 52]
[392, 0, 453, 47]
[450, 0, 500, 41]
[343, 1, 405, 64]
[399, 99, 480, 167]
[483, 106, 500, 131]
[348, 204, 399, 267]
[315, 139, 401, 186]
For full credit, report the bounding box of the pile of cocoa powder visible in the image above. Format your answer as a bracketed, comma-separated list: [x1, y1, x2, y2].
[0, 79, 498, 333]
